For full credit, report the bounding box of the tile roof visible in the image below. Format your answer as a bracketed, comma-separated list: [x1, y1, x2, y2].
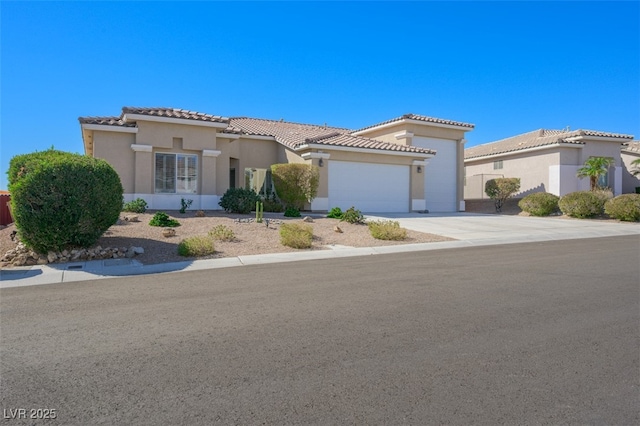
[79, 107, 228, 127]
[121, 107, 228, 123]
[79, 107, 456, 156]
[229, 117, 435, 155]
[622, 140, 640, 154]
[465, 128, 634, 160]
[354, 113, 475, 133]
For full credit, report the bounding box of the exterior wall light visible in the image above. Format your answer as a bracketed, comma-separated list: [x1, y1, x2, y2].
[417, 166, 422, 173]
[318, 158, 324, 167]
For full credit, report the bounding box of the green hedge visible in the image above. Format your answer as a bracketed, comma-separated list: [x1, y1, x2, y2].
[558, 191, 605, 218]
[218, 188, 260, 214]
[518, 192, 560, 216]
[8, 149, 123, 253]
[604, 194, 640, 222]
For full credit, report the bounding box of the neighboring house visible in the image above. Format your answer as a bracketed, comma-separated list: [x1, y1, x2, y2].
[621, 141, 640, 193]
[79, 107, 474, 213]
[463, 128, 635, 199]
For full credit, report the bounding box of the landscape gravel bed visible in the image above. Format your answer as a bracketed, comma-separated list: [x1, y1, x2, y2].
[0, 211, 454, 267]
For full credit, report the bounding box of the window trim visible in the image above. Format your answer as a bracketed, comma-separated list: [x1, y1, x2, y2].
[154, 152, 198, 194]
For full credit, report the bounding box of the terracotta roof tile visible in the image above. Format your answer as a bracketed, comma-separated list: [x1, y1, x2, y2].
[230, 117, 435, 155]
[465, 128, 634, 160]
[121, 107, 229, 123]
[355, 113, 475, 133]
[78, 116, 136, 127]
[623, 140, 640, 154]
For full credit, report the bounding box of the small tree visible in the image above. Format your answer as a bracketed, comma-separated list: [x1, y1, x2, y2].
[485, 178, 520, 213]
[271, 163, 320, 210]
[577, 157, 614, 190]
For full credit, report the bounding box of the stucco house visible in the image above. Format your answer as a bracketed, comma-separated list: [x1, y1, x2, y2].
[621, 141, 640, 193]
[79, 107, 474, 213]
[463, 128, 636, 199]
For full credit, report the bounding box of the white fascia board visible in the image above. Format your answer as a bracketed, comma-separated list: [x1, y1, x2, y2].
[353, 118, 473, 136]
[301, 152, 331, 160]
[296, 143, 434, 159]
[464, 143, 583, 163]
[395, 131, 414, 140]
[242, 134, 277, 141]
[82, 123, 138, 133]
[412, 159, 430, 166]
[218, 133, 241, 140]
[564, 135, 633, 143]
[202, 150, 222, 157]
[123, 113, 229, 129]
[131, 144, 152, 152]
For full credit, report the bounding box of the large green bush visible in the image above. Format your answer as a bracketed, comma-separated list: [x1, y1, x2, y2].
[558, 191, 605, 218]
[8, 149, 123, 253]
[271, 164, 319, 210]
[218, 188, 260, 214]
[604, 194, 640, 222]
[518, 192, 560, 216]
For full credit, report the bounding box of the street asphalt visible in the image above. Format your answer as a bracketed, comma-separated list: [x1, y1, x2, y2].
[1, 235, 638, 424]
[1, 212, 638, 288]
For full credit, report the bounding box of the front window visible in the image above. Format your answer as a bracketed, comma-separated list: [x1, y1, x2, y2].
[597, 171, 609, 189]
[493, 160, 503, 170]
[155, 153, 198, 194]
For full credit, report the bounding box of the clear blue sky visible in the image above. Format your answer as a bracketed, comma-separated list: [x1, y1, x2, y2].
[2, 1, 638, 190]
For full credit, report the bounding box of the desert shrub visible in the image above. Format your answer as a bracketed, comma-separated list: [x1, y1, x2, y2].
[271, 163, 319, 210]
[177, 236, 215, 257]
[604, 194, 640, 222]
[485, 178, 521, 212]
[340, 206, 364, 224]
[592, 188, 614, 205]
[284, 206, 301, 217]
[123, 198, 148, 213]
[149, 212, 180, 227]
[262, 198, 284, 213]
[219, 188, 260, 214]
[179, 198, 193, 214]
[208, 224, 236, 241]
[558, 191, 605, 218]
[280, 223, 313, 249]
[518, 192, 560, 216]
[326, 207, 343, 219]
[367, 220, 407, 241]
[8, 149, 123, 253]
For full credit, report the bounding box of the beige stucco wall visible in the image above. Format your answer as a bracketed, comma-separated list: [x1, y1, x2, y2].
[135, 121, 217, 151]
[621, 151, 640, 193]
[92, 131, 137, 193]
[465, 149, 561, 199]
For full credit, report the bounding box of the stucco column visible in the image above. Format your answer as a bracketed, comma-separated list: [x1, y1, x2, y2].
[131, 144, 153, 195]
[457, 139, 467, 211]
[411, 160, 428, 212]
[202, 150, 222, 195]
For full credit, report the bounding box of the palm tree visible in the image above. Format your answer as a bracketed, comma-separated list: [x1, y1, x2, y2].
[577, 157, 614, 190]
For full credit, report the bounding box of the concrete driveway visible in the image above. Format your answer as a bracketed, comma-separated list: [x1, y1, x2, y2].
[368, 212, 640, 245]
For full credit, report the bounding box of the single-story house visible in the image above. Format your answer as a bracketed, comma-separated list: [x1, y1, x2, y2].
[621, 141, 640, 193]
[463, 128, 636, 199]
[79, 107, 474, 213]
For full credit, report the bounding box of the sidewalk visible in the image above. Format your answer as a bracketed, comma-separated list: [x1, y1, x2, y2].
[2, 213, 638, 288]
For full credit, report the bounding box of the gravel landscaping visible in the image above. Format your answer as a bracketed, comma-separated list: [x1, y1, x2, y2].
[0, 211, 454, 267]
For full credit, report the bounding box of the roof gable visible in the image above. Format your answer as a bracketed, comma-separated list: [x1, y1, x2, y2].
[465, 128, 634, 160]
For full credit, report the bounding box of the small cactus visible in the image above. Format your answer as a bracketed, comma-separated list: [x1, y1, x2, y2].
[256, 201, 264, 223]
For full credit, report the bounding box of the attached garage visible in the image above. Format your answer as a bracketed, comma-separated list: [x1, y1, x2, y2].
[413, 137, 458, 212]
[328, 161, 410, 213]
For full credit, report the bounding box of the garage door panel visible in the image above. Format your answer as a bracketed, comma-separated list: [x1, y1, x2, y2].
[328, 161, 409, 213]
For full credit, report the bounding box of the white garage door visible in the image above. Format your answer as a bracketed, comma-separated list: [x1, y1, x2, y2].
[413, 137, 457, 212]
[328, 161, 410, 213]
